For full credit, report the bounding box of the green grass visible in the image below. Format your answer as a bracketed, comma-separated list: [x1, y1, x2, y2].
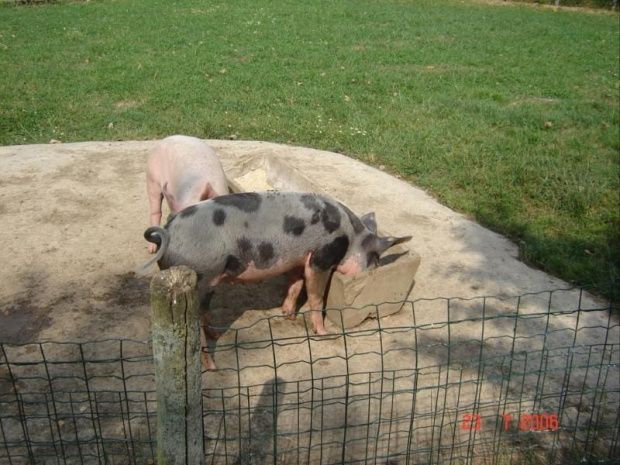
[1, 0, 618, 298]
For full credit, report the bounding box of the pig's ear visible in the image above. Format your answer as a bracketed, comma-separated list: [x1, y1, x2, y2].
[199, 183, 216, 202]
[360, 212, 377, 234]
[376, 235, 412, 254]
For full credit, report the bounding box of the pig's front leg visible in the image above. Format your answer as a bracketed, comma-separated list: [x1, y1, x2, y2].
[304, 256, 331, 336]
[146, 177, 164, 253]
[282, 268, 304, 320]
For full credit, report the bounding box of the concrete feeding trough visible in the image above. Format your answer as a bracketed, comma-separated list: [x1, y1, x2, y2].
[323, 239, 420, 330]
[225, 153, 421, 330]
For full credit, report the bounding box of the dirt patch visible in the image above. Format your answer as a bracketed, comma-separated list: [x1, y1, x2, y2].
[472, 0, 618, 15]
[95, 273, 150, 308]
[1, 300, 52, 344]
[114, 100, 139, 110]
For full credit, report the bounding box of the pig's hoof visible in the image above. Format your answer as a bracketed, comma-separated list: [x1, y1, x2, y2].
[281, 305, 296, 317]
[283, 314, 297, 321]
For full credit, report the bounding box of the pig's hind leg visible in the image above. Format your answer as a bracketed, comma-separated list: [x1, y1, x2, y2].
[146, 176, 164, 254]
[282, 268, 304, 320]
[199, 321, 217, 371]
[199, 291, 221, 340]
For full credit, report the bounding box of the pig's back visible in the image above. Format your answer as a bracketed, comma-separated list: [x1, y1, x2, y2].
[157, 136, 228, 199]
[162, 191, 358, 279]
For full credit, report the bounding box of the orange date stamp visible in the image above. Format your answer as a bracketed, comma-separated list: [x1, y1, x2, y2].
[461, 413, 559, 431]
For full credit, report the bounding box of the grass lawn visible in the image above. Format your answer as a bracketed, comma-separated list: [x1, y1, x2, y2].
[0, 0, 618, 298]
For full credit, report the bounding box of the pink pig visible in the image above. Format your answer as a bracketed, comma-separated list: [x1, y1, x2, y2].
[146, 135, 229, 254]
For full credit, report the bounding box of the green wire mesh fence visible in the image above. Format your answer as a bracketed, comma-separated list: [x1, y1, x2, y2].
[1, 288, 618, 464]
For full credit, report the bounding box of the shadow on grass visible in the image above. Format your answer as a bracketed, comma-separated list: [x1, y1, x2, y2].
[473, 199, 619, 304]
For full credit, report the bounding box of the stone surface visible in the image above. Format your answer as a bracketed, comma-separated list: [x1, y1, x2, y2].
[324, 242, 421, 329]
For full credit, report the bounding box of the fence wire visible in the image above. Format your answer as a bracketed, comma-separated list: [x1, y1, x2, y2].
[1, 289, 618, 464]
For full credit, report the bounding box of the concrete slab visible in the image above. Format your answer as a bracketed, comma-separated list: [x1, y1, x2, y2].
[323, 241, 421, 329]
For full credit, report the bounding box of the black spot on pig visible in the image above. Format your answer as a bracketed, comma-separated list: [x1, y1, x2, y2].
[301, 194, 322, 224]
[213, 209, 226, 226]
[311, 235, 349, 271]
[339, 203, 365, 234]
[321, 202, 341, 233]
[244, 221, 249, 229]
[179, 205, 198, 219]
[224, 255, 246, 276]
[257, 242, 274, 267]
[301, 194, 321, 211]
[237, 237, 253, 262]
[283, 216, 306, 236]
[212, 192, 262, 212]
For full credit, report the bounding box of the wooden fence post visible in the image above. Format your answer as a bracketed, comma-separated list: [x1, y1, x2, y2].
[150, 266, 204, 465]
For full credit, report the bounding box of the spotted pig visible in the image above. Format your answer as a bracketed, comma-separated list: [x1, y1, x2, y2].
[137, 191, 411, 369]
